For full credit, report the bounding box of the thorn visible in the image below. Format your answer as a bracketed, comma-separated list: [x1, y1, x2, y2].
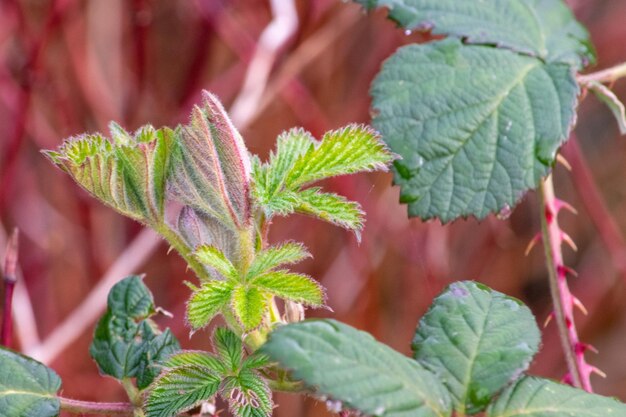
[577, 342, 599, 355]
[592, 367, 607, 378]
[554, 199, 578, 215]
[556, 154, 572, 171]
[561, 232, 578, 252]
[572, 297, 588, 315]
[167, 245, 175, 254]
[525, 234, 541, 256]
[543, 312, 554, 328]
[557, 265, 578, 278]
[562, 373, 573, 385]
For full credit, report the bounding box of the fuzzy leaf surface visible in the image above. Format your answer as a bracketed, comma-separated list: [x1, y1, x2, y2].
[90, 276, 180, 387]
[372, 39, 578, 221]
[168, 91, 251, 229]
[222, 369, 273, 417]
[195, 245, 238, 281]
[252, 271, 324, 306]
[232, 286, 267, 331]
[145, 365, 221, 417]
[186, 280, 235, 330]
[0, 348, 61, 417]
[261, 319, 452, 417]
[44, 125, 175, 224]
[355, 0, 595, 68]
[413, 281, 540, 414]
[487, 376, 626, 416]
[247, 242, 311, 279]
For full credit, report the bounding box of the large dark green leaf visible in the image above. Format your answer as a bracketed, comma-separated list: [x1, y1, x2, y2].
[89, 276, 180, 388]
[355, 0, 595, 68]
[261, 319, 452, 417]
[371, 38, 578, 221]
[0, 348, 61, 417]
[487, 376, 626, 416]
[413, 281, 540, 414]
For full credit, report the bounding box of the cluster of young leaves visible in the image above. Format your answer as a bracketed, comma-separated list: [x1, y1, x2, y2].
[45, 91, 393, 335]
[262, 281, 626, 417]
[354, 0, 597, 222]
[89, 275, 180, 390]
[186, 242, 324, 332]
[145, 327, 271, 417]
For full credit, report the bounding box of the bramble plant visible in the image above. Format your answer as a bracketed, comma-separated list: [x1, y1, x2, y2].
[2, 1, 626, 417]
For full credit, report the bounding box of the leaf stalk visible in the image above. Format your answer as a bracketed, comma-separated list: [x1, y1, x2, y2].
[59, 396, 135, 416]
[578, 61, 626, 85]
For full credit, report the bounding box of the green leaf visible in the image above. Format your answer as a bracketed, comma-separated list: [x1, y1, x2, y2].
[487, 376, 626, 417]
[44, 125, 176, 225]
[252, 271, 324, 306]
[261, 319, 452, 417]
[162, 350, 225, 374]
[355, 0, 595, 68]
[287, 124, 393, 188]
[231, 286, 267, 331]
[213, 327, 243, 372]
[168, 91, 251, 229]
[89, 276, 180, 387]
[412, 281, 540, 415]
[186, 280, 235, 330]
[294, 188, 364, 234]
[0, 348, 61, 417]
[195, 245, 239, 281]
[589, 81, 626, 135]
[144, 365, 221, 417]
[247, 242, 311, 279]
[371, 38, 579, 221]
[222, 369, 273, 417]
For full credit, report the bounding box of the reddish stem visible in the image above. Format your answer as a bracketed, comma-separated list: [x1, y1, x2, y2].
[59, 397, 134, 416]
[1, 229, 19, 347]
[540, 175, 594, 391]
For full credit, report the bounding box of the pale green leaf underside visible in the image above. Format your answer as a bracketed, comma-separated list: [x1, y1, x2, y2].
[372, 39, 578, 221]
[145, 365, 221, 417]
[261, 319, 452, 417]
[0, 348, 61, 417]
[487, 376, 626, 417]
[412, 281, 540, 415]
[356, 0, 595, 68]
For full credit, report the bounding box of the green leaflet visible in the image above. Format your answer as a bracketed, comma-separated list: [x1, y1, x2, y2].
[89, 276, 180, 389]
[487, 376, 626, 417]
[413, 281, 540, 414]
[261, 319, 452, 417]
[251, 124, 393, 233]
[589, 81, 626, 135]
[188, 243, 324, 331]
[355, 0, 595, 68]
[371, 38, 578, 221]
[0, 348, 61, 417]
[44, 124, 175, 225]
[145, 328, 271, 417]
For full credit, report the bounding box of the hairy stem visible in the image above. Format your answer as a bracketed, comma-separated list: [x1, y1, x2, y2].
[154, 222, 209, 281]
[1, 229, 19, 347]
[59, 397, 134, 416]
[578, 61, 626, 85]
[539, 174, 592, 391]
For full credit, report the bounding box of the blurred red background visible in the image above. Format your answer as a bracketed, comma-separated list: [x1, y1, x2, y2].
[2, 0, 626, 416]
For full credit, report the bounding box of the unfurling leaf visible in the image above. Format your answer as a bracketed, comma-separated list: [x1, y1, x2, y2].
[413, 281, 540, 414]
[89, 276, 180, 389]
[44, 124, 176, 225]
[588, 81, 626, 135]
[261, 319, 452, 417]
[251, 124, 393, 233]
[0, 348, 61, 417]
[222, 368, 273, 417]
[371, 38, 578, 222]
[487, 376, 626, 417]
[231, 285, 267, 331]
[168, 91, 251, 230]
[186, 280, 235, 330]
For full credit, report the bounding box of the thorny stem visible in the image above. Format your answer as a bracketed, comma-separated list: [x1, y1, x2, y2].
[539, 174, 593, 391]
[59, 397, 134, 416]
[1, 229, 19, 347]
[578, 61, 626, 85]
